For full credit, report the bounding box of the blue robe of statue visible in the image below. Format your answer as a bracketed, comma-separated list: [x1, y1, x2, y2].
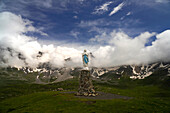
[83, 54, 89, 64]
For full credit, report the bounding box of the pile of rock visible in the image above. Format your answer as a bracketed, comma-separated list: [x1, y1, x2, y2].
[52, 88, 64, 91]
[76, 70, 98, 96]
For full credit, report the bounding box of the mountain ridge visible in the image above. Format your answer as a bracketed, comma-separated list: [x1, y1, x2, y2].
[0, 62, 169, 84]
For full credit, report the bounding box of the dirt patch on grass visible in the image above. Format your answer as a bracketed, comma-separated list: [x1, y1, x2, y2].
[59, 91, 133, 100]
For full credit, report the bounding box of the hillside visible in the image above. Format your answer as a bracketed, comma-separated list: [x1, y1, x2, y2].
[0, 68, 170, 112]
[0, 62, 169, 84]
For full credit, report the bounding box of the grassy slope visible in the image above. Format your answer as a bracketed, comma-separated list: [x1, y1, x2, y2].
[0, 74, 170, 112]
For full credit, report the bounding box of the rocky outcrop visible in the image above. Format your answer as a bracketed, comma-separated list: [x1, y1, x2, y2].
[76, 70, 97, 96]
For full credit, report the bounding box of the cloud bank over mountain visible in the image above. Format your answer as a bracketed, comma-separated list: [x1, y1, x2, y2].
[0, 12, 170, 68]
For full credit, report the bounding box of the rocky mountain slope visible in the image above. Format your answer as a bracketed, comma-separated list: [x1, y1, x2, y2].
[91, 62, 170, 79]
[0, 62, 169, 84]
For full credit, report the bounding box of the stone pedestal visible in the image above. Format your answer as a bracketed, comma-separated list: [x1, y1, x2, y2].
[76, 70, 97, 96]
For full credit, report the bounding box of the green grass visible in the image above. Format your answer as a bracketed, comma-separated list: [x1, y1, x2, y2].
[0, 73, 170, 112]
[0, 90, 169, 113]
[0, 77, 79, 101]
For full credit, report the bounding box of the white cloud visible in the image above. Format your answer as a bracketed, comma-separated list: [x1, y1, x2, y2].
[155, 0, 170, 3]
[78, 19, 105, 27]
[0, 12, 170, 68]
[130, 0, 170, 8]
[89, 32, 109, 43]
[43, 0, 53, 8]
[109, 2, 124, 16]
[70, 31, 80, 39]
[144, 30, 170, 62]
[78, 19, 115, 29]
[0, 12, 80, 68]
[92, 1, 113, 14]
[120, 12, 131, 20]
[120, 16, 124, 20]
[126, 12, 131, 16]
[88, 26, 108, 34]
[0, 0, 6, 11]
[89, 30, 170, 66]
[73, 15, 78, 19]
[0, 12, 35, 35]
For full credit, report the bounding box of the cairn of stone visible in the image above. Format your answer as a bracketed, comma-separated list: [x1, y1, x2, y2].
[76, 70, 97, 96]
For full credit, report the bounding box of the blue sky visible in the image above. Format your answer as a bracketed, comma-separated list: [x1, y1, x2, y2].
[1, 0, 170, 44]
[0, 0, 170, 67]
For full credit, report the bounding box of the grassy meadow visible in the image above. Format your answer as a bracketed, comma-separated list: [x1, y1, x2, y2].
[0, 69, 170, 113]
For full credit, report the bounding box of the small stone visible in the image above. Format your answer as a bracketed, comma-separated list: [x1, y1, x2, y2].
[84, 92, 88, 96]
[76, 92, 81, 96]
[57, 88, 64, 91]
[92, 94, 96, 97]
[91, 89, 95, 93]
